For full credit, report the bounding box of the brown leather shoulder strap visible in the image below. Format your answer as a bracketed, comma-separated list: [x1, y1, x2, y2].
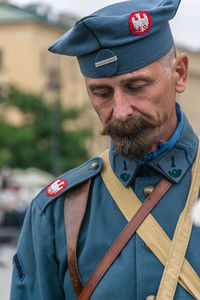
[64, 180, 91, 297]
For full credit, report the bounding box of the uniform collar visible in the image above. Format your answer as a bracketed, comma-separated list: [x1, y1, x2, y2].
[109, 105, 199, 186]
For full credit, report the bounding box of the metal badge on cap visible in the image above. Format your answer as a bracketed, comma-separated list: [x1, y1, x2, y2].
[129, 11, 152, 35]
[95, 49, 118, 77]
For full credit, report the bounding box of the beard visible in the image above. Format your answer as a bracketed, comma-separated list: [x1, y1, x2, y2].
[101, 113, 168, 160]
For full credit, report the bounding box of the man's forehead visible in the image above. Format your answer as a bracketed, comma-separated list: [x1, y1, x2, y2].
[85, 61, 160, 88]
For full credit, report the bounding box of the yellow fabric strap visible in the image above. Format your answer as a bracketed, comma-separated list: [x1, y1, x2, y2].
[100, 149, 200, 300]
[156, 144, 200, 300]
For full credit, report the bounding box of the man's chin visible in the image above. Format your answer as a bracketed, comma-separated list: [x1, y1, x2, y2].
[112, 136, 153, 160]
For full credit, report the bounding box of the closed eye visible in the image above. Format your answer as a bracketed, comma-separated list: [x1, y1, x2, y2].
[127, 85, 145, 91]
[91, 87, 113, 99]
[125, 84, 146, 94]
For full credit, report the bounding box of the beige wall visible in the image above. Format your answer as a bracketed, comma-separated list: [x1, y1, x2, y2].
[0, 21, 88, 107]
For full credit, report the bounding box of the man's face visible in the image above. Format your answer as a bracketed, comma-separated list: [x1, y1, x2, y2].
[85, 55, 187, 159]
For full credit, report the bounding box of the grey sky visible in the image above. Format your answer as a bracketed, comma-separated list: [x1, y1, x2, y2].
[10, 0, 200, 51]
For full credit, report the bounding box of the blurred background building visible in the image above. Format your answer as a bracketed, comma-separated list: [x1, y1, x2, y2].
[0, 0, 108, 157]
[0, 0, 86, 106]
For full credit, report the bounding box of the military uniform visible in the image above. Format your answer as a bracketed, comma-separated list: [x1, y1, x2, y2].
[10, 105, 200, 299]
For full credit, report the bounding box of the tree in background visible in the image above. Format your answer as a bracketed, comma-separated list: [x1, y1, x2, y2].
[0, 86, 91, 176]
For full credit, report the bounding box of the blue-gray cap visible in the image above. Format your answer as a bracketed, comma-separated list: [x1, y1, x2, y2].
[49, 0, 181, 78]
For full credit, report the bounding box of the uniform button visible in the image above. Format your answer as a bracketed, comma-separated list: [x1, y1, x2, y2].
[144, 186, 154, 197]
[91, 162, 99, 169]
[146, 296, 156, 300]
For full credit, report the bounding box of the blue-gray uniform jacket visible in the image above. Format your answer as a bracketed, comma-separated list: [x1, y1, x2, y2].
[10, 107, 200, 300]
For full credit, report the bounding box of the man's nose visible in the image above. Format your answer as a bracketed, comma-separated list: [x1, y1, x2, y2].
[113, 91, 133, 121]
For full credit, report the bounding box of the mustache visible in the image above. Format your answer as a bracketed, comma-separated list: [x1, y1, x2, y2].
[102, 113, 168, 138]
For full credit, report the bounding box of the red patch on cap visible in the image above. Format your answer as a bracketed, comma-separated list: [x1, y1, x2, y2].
[129, 11, 152, 35]
[46, 179, 67, 197]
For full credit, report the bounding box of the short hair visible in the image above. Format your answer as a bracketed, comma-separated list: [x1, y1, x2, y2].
[160, 45, 177, 76]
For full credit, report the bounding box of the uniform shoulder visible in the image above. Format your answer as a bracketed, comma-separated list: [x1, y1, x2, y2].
[35, 156, 103, 212]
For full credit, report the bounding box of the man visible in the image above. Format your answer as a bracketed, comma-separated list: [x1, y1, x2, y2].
[10, 0, 200, 299]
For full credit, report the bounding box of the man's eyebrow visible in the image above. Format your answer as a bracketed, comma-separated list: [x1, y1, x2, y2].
[87, 84, 110, 92]
[86, 75, 154, 92]
[120, 75, 154, 84]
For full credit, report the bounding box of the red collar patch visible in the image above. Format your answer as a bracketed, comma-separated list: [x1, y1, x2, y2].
[129, 11, 152, 35]
[46, 179, 67, 197]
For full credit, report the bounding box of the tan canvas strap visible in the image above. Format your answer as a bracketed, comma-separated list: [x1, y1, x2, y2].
[101, 149, 200, 299]
[156, 144, 200, 300]
[65, 180, 91, 297]
[78, 178, 172, 300]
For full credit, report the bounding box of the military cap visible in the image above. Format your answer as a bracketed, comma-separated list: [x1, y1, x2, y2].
[49, 0, 181, 78]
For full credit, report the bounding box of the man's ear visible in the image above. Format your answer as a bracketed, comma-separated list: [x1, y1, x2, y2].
[174, 54, 189, 93]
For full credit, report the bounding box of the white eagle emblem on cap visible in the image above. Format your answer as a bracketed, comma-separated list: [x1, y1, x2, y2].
[46, 178, 67, 196]
[129, 11, 152, 36]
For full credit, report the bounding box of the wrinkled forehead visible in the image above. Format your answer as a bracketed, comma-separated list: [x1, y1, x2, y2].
[85, 58, 165, 87]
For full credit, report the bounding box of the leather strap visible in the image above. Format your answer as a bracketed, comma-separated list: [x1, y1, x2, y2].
[65, 180, 91, 297]
[78, 178, 172, 300]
